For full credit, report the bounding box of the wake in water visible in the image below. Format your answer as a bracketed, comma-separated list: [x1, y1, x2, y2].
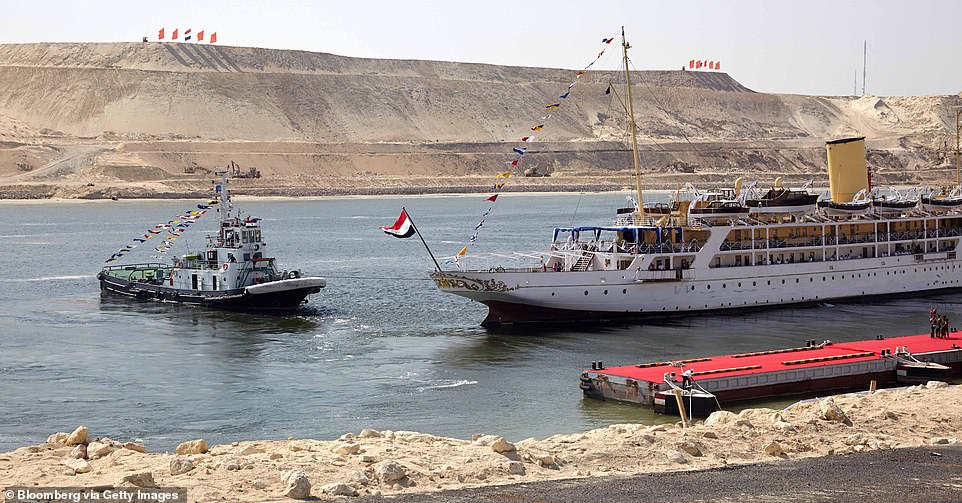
[0, 275, 89, 283]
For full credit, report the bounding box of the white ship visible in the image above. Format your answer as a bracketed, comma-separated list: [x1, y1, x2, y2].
[431, 31, 962, 327]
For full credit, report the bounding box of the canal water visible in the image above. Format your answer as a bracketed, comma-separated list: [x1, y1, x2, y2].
[0, 193, 953, 451]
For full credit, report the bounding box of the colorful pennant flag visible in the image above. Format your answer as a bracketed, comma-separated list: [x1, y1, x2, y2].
[531, 124, 544, 131]
[512, 147, 526, 155]
[486, 194, 499, 202]
[456, 246, 467, 258]
[210, 32, 217, 43]
[497, 171, 512, 179]
[521, 136, 534, 142]
[197, 31, 205, 42]
[559, 91, 570, 99]
[158, 28, 165, 40]
[602, 37, 613, 44]
[184, 29, 192, 41]
[172, 28, 179, 40]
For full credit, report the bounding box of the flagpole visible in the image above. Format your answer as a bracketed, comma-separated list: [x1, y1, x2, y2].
[403, 207, 442, 272]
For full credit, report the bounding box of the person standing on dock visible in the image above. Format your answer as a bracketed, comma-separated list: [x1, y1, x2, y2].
[682, 368, 694, 390]
[931, 308, 939, 338]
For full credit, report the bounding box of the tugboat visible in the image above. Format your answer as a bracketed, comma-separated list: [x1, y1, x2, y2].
[97, 171, 326, 311]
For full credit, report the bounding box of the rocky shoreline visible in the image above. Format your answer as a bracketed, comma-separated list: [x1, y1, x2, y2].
[2, 383, 960, 501]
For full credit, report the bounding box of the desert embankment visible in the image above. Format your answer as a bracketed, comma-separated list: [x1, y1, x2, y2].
[0, 42, 959, 199]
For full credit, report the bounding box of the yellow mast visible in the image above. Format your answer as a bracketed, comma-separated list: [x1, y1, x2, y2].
[621, 26, 645, 222]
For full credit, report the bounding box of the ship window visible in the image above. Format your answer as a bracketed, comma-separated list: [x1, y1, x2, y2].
[243, 253, 251, 262]
[584, 290, 588, 296]
[604, 290, 608, 295]
[753, 281, 756, 286]
[191, 274, 198, 290]
[707, 284, 711, 290]
[623, 289, 627, 294]
[213, 276, 218, 290]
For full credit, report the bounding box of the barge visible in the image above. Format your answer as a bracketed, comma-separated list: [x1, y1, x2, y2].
[580, 332, 962, 409]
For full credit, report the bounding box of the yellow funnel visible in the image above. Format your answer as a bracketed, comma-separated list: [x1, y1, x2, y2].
[826, 137, 868, 202]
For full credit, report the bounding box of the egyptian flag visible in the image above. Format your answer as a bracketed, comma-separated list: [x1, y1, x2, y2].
[381, 209, 415, 238]
[184, 29, 192, 41]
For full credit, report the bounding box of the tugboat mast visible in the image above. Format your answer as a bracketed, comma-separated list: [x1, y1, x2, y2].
[621, 26, 645, 222]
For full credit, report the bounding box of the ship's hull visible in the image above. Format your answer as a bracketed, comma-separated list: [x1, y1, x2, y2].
[98, 273, 324, 311]
[434, 251, 962, 326]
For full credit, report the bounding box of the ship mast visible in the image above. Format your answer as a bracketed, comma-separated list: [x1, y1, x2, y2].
[621, 26, 645, 222]
[955, 107, 961, 187]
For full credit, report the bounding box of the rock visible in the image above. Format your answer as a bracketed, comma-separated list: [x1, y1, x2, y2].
[819, 398, 853, 426]
[253, 479, 268, 490]
[507, 461, 526, 475]
[845, 433, 867, 446]
[281, 470, 311, 499]
[331, 454, 347, 466]
[375, 460, 406, 482]
[287, 440, 315, 452]
[321, 483, 357, 497]
[704, 411, 738, 427]
[269, 452, 283, 460]
[645, 424, 670, 433]
[237, 444, 262, 456]
[333, 443, 361, 455]
[121, 472, 156, 488]
[927, 381, 949, 389]
[350, 470, 370, 485]
[170, 457, 195, 475]
[676, 441, 703, 457]
[537, 454, 556, 467]
[61, 457, 91, 474]
[472, 434, 500, 446]
[667, 451, 687, 464]
[932, 437, 951, 445]
[123, 442, 146, 453]
[733, 419, 754, 428]
[763, 441, 784, 457]
[86, 441, 117, 459]
[340, 433, 356, 440]
[774, 421, 797, 433]
[490, 437, 516, 454]
[359, 454, 376, 463]
[175, 439, 208, 455]
[69, 444, 87, 459]
[47, 432, 69, 445]
[359, 428, 383, 438]
[702, 431, 718, 439]
[65, 426, 89, 446]
[880, 409, 899, 420]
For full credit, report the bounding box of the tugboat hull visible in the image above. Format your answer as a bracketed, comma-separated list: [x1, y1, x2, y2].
[98, 273, 324, 311]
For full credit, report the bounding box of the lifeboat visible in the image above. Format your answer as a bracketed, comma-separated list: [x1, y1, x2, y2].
[921, 189, 962, 213]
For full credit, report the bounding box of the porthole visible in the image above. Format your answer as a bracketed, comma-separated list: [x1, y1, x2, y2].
[707, 284, 711, 290]
[623, 289, 627, 294]
[584, 290, 588, 296]
[604, 290, 608, 295]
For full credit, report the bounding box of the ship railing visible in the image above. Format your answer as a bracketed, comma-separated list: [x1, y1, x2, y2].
[102, 262, 168, 272]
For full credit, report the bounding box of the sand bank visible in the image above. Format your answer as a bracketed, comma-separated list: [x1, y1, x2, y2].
[2, 383, 960, 501]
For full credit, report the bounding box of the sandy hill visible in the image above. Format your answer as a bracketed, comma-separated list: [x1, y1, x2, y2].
[0, 42, 958, 198]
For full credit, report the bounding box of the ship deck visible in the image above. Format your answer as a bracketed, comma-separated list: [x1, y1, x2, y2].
[591, 332, 961, 383]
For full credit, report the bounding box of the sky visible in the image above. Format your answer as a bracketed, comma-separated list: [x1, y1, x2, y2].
[1, 0, 959, 96]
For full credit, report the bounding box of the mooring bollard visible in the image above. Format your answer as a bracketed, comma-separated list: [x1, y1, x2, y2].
[672, 388, 689, 428]
[869, 380, 877, 393]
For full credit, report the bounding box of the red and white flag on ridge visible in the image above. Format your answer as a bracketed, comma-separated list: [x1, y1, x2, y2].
[381, 209, 415, 238]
